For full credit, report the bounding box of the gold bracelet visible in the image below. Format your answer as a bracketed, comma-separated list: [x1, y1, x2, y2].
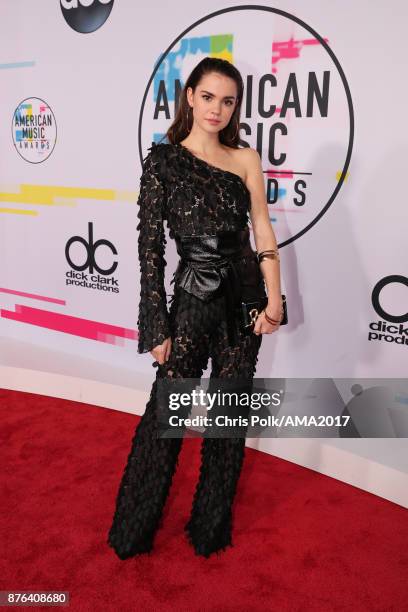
[257, 249, 280, 264]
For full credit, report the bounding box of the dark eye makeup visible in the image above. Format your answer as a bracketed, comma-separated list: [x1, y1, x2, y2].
[202, 95, 234, 106]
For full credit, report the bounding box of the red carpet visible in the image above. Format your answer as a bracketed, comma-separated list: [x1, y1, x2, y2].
[0, 387, 407, 611]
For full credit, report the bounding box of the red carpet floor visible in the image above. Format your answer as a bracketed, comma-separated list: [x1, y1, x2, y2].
[0, 387, 407, 611]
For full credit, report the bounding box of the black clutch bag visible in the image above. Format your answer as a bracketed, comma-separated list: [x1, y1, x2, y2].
[238, 294, 288, 332]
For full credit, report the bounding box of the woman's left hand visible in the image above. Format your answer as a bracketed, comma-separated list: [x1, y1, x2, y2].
[253, 297, 283, 335]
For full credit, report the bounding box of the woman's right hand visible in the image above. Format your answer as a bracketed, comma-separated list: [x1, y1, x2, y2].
[151, 336, 172, 365]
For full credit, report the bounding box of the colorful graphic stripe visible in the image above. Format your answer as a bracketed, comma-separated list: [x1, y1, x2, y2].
[0, 61, 35, 70]
[1, 304, 137, 345]
[0, 287, 66, 305]
[0, 184, 138, 215]
[272, 36, 329, 72]
[155, 34, 233, 101]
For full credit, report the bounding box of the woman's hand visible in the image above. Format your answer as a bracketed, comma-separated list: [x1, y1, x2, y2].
[151, 336, 172, 365]
[253, 296, 283, 336]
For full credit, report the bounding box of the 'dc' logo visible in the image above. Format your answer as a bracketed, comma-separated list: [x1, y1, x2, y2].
[65, 222, 118, 275]
[371, 275, 408, 323]
[60, 0, 114, 33]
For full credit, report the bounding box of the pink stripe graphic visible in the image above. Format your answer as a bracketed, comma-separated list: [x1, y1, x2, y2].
[0, 287, 66, 305]
[267, 171, 295, 178]
[272, 36, 329, 69]
[1, 304, 138, 345]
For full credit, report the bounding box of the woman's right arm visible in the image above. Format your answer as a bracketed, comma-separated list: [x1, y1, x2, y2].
[136, 145, 171, 354]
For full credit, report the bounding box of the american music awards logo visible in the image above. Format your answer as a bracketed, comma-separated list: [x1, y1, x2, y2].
[12, 97, 57, 164]
[139, 5, 353, 248]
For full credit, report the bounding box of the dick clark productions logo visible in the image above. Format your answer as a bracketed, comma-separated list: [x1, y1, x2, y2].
[369, 275, 408, 346]
[65, 222, 119, 293]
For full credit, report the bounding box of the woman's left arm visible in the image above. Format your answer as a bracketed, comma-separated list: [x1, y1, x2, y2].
[243, 147, 283, 329]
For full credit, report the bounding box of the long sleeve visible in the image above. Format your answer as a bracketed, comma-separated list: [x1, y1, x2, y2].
[136, 144, 171, 354]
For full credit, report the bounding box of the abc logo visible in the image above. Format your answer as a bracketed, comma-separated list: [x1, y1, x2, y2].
[60, 0, 114, 33]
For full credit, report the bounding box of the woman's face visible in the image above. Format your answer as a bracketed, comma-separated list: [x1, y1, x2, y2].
[187, 71, 238, 134]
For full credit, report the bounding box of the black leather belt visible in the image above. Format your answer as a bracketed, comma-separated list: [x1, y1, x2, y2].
[173, 227, 255, 347]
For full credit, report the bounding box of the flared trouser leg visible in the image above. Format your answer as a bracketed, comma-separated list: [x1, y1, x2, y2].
[107, 378, 185, 559]
[107, 286, 262, 559]
[184, 318, 262, 558]
[107, 287, 211, 559]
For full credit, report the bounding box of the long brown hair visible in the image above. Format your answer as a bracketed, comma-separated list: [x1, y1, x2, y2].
[164, 57, 244, 148]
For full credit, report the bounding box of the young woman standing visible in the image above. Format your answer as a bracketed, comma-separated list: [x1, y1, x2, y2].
[108, 57, 283, 559]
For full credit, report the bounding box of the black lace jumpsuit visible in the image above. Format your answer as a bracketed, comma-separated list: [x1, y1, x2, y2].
[107, 141, 265, 559]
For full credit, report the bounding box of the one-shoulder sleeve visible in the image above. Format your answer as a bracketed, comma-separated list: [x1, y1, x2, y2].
[136, 143, 170, 353]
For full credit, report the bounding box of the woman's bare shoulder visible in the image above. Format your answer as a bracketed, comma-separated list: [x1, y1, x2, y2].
[235, 146, 260, 162]
[230, 146, 261, 181]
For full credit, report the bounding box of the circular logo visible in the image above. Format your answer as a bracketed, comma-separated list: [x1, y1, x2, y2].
[372, 275, 408, 323]
[12, 97, 57, 164]
[139, 5, 353, 247]
[60, 0, 114, 34]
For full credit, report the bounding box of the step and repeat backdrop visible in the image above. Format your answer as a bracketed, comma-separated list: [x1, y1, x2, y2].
[1, 1, 407, 502]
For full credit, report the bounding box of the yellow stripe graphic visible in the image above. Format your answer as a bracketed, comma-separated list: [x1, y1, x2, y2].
[0, 207, 38, 215]
[0, 184, 138, 214]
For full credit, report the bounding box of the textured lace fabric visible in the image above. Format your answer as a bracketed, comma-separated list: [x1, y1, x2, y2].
[108, 143, 265, 560]
[107, 287, 263, 559]
[136, 141, 254, 354]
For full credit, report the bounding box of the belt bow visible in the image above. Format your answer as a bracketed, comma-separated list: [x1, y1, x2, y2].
[173, 229, 253, 347]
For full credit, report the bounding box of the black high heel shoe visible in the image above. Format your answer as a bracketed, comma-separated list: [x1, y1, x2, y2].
[107, 524, 156, 560]
[184, 509, 234, 558]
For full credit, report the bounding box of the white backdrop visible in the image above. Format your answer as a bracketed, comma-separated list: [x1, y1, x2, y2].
[1, 0, 407, 507]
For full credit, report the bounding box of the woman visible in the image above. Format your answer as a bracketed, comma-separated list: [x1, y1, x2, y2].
[107, 57, 284, 559]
